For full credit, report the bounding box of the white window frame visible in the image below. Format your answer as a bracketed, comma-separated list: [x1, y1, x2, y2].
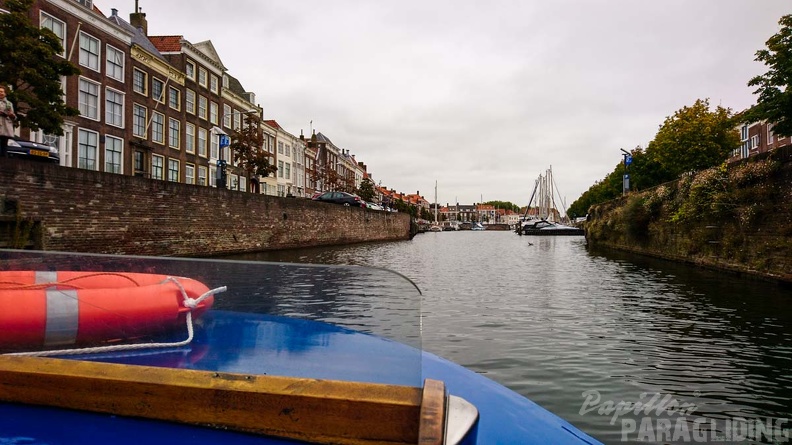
[210, 102, 218, 125]
[198, 128, 207, 157]
[105, 87, 124, 128]
[77, 128, 99, 171]
[78, 77, 100, 121]
[132, 103, 147, 138]
[105, 135, 123, 174]
[198, 96, 207, 120]
[167, 158, 180, 182]
[185, 164, 195, 185]
[185, 60, 196, 80]
[185, 89, 195, 114]
[133, 68, 147, 95]
[78, 31, 100, 72]
[40, 12, 66, 57]
[168, 118, 180, 149]
[198, 67, 207, 88]
[152, 155, 164, 180]
[223, 104, 232, 128]
[152, 77, 165, 103]
[151, 111, 165, 144]
[185, 123, 195, 154]
[198, 166, 208, 186]
[105, 44, 124, 81]
[210, 75, 218, 93]
[168, 86, 180, 110]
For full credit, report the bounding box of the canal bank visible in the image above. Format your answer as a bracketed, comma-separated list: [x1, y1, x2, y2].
[585, 146, 792, 284]
[0, 159, 410, 256]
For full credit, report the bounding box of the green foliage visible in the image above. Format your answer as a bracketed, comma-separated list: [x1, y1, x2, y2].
[483, 201, 520, 212]
[356, 177, 376, 202]
[647, 99, 740, 179]
[745, 14, 792, 137]
[230, 114, 277, 191]
[0, 0, 80, 135]
[669, 164, 729, 223]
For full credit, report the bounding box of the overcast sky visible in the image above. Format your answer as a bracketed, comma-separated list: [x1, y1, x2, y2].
[104, 1, 787, 208]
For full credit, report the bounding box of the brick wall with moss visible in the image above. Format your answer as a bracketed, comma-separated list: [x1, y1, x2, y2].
[585, 147, 792, 283]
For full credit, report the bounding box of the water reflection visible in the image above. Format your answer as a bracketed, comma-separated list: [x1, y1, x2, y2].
[225, 233, 792, 444]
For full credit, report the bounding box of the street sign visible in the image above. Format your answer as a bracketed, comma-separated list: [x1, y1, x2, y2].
[219, 135, 230, 148]
[625, 155, 633, 166]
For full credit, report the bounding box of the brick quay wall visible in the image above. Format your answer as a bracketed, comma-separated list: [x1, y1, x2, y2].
[0, 160, 411, 256]
[585, 147, 792, 283]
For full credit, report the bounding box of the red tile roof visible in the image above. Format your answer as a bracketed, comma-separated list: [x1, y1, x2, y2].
[149, 36, 183, 52]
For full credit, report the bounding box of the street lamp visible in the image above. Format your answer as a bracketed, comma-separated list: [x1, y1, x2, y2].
[620, 148, 632, 195]
[216, 108, 258, 189]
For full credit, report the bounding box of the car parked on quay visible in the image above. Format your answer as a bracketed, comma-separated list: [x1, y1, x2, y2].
[311, 191, 367, 208]
[6, 138, 60, 163]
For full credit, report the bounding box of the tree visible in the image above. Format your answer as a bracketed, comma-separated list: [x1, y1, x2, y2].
[646, 99, 739, 179]
[356, 177, 376, 202]
[0, 0, 80, 135]
[230, 114, 276, 192]
[745, 14, 792, 137]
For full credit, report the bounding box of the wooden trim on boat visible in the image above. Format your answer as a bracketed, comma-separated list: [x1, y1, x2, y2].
[0, 356, 448, 445]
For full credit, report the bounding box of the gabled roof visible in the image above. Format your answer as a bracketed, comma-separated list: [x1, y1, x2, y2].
[106, 13, 164, 59]
[263, 120, 282, 130]
[193, 40, 226, 70]
[316, 132, 334, 145]
[149, 35, 183, 53]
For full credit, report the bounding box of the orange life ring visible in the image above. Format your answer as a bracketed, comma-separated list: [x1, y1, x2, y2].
[0, 271, 214, 352]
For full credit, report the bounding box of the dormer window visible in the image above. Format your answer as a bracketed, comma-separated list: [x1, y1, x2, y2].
[75, 0, 93, 9]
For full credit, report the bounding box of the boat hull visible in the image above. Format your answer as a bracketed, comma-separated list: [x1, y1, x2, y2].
[0, 311, 601, 444]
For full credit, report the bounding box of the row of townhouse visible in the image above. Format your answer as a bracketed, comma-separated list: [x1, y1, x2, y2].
[439, 204, 519, 224]
[9, 0, 370, 199]
[730, 120, 791, 161]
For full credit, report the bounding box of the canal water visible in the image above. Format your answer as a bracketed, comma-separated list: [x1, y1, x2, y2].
[224, 231, 792, 444]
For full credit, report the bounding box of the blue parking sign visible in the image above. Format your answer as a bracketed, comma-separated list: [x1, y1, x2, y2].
[219, 135, 230, 148]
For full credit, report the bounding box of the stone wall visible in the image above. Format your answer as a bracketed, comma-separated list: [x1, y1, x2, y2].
[0, 160, 411, 256]
[585, 147, 792, 283]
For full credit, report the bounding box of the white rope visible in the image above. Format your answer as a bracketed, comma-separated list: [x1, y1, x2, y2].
[4, 278, 226, 357]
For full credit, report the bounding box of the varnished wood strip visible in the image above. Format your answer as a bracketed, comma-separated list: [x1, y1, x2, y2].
[417, 379, 447, 445]
[0, 356, 439, 445]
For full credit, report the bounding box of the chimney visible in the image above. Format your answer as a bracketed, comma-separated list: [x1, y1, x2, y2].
[111, 8, 118, 16]
[130, 2, 148, 35]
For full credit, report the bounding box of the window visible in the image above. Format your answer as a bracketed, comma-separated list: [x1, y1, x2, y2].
[211, 133, 219, 159]
[186, 123, 195, 154]
[210, 102, 218, 125]
[233, 112, 240, 131]
[106, 45, 124, 81]
[78, 78, 100, 120]
[198, 67, 207, 87]
[132, 104, 147, 137]
[278, 160, 284, 178]
[151, 112, 164, 144]
[198, 96, 207, 120]
[169, 86, 180, 110]
[285, 162, 291, 180]
[740, 124, 748, 141]
[133, 69, 147, 95]
[209, 167, 216, 187]
[185, 164, 195, 185]
[105, 88, 124, 127]
[278, 141, 284, 155]
[169, 118, 180, 148]
[79, 32, 100, 71]
[210, 75, 218, 93]
[768, 124, 774, 145]
[223, 105, 232, 128]
[105, 135, 123, 174]
[751, 135, 760, 150]
[223, 75, 229, 89]
[239, 177, 247, 193]
[77, 129, 98, 170]
[198, 128, 207, 157]
[152, 155, 164, 180]
[285, 144, 291, 158]
[198, 166, 208, 186]
[152, 78, 165, 103]
[185, 89, 195, 114]
[185, 60, 195, 80]
[134, 151, 145, 175]
[168, 159, 179, 182]
[40, 13, 65, 57]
